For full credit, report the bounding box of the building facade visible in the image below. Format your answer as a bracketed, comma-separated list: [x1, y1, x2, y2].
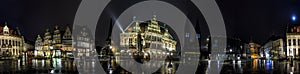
[120, 16, 177, 57]
[73, 25, 97, 71]
[249, 41, 261, 59]
[242, 43, 251, 59]
[286, 25, 300, 59]
[35, 25, 73, 58]
[0, 22, 25, 58]
[272, 38, 285, 59]
[261, 35, 284, 59]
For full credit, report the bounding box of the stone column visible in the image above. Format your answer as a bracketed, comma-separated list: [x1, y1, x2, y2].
[297, 48, 299, 57]
[297, 39, 299, 58]
[17, 48, 19, 56]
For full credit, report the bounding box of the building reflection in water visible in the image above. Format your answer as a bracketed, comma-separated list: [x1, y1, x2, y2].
[283, 60, 299, 74]
[248, 59, 300, 74]
[252, 59, 259, 72]
[0, 58, 78, 73]
[0, 57, 300, 73]
[99, 56, 178, 74]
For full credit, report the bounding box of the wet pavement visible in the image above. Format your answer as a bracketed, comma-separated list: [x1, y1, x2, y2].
[0, 57, 299, 74]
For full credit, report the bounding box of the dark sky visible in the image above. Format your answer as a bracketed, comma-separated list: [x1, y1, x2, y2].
[0, 0, 299, 45]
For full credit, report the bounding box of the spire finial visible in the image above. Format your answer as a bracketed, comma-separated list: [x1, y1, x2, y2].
[55, 25, 59, 29]
[153, 15, 157, 20]
[133, 16, 137, 21]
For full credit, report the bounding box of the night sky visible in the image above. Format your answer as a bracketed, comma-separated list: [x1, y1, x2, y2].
[0, 0, 299, 46]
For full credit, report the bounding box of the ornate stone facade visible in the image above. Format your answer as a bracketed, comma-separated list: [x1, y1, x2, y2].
[35, 25, 72, 58]
[120, 16, 177, 56]
[0, 22, 25, 58]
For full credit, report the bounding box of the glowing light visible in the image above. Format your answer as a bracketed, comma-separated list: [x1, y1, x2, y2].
[112, 16, 125, 33]
[196, 34, 200, 38]
[292, 15, 296, 21]
[116, 21, 125, 33]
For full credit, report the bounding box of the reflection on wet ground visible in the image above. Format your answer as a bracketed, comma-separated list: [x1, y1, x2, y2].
[0, 57, 299, 74]
[0, 58, 78, 74]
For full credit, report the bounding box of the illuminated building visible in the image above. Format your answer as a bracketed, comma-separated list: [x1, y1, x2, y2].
[286, 25, 300, 59]
[119, 16, 177, 57]
[261, 35, 284, 59]
[73, 25, 97, 72]
[0, 22, 25, 58]
[61, 26, 73, 58]
[249, 40, 261, 59]
[24, 41, 34, 57]
[261, 42, 271, 59]
[242, 43, 251, 59]
[35, 25, 73, 58]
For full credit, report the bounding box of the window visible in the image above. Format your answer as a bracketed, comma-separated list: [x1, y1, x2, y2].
[288, 39, 291, 46]
[129, 38, 132, 46]
[124, 39, 127, 44]
[298, 39, 300, 46]
[146, 43, 150, 48]
[185, 33, 190, 38]
[158, 38, 161, 42]
[152, 36, 155, 41]
[196, 34, 201, 38]
[293, 39, 296, 45]
[146, 35, 150, 40]
[165, 43, 167, 48]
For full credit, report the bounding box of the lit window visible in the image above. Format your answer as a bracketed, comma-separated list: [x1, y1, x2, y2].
[129, 38, 132, 46]
[196, 34, 200, 38]
[185, 33, 190, 38]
